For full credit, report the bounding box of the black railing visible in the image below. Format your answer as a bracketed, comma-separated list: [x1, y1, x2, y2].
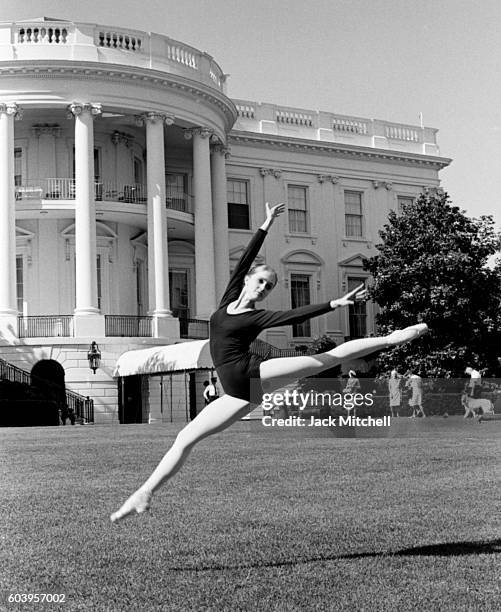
[105, 315, 153, 337]
[0, 357, 94, 423]
[18, 315, 73, 338]
[250, 338, 309, 359]
[66, 389, 94, 423]
[179, 318, 209, 339]
[0, 359, 30, 385]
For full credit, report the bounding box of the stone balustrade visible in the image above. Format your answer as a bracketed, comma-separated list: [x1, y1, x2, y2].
[233, 99, 440, 155]
[0, 19, 226, 93]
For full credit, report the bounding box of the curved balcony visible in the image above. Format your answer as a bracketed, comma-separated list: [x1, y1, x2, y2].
[15, 178, 193, 213]
[0, 19, 227, 94]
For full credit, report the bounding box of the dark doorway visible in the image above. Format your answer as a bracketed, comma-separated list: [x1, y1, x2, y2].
[118, 375, 143, 424]
[30, 359, 66, 425]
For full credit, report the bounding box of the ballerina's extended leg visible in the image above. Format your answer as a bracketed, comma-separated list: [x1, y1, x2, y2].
[261, 323, 428, 392]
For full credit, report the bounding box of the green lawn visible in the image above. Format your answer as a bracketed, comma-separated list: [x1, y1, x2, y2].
[1, 418, 500, 611]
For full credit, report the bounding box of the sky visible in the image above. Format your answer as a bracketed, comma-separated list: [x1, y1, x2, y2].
[1, 0, 500, 228]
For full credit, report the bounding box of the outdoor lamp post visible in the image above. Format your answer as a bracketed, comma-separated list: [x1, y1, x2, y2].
[87, 341, 102, 374]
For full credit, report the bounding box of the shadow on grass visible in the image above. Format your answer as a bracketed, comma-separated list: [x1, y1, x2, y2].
[169, 539, 501, 572]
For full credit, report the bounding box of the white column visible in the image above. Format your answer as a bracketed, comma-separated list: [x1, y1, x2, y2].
[188, 127, 217, 318]
[137, 112, 178, 340]
[145, 113, 171, 316]
[0, 103, 20, 337]
[211, 143, 230, 300]
[68, 102, 105, 337]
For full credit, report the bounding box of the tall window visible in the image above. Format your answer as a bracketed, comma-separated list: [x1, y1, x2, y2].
[397, 195, 414, 213]
[136, 260, 146, 316]
[16, 256, 24, 313]
[134, 157, 144, 185]
[287, 185, 308, 233]
[344, 191, 363, 237]
[291, 273, 311, 337]
[169, 269, 189, 319]
[347, 277, 367, 339]
[166, 174, 188, 212]
[227, 179, 250, 229]
[14, 147, 23, 187]
[96, 255, 102, 311]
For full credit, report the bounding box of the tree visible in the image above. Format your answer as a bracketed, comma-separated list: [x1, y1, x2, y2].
[364, 191, 501, 377]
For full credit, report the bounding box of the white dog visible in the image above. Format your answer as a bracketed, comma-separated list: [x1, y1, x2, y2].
[461, 393, 494, 418]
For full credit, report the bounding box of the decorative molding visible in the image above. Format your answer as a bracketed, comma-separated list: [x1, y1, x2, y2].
[135, 112, 175, 127]
[31, 123, 61, 138]
[259, 167, 282, 178]
[0, 64, 237, 128]
[111, 130, 134, 147]
[212, 143, 231, 157]
[66, 102, 102, 118]
[372, 180, 381, 189]
[318, 174, 339, 184]
[229, 131, 451, 170]
[184, 126, 213, 140]
[422, 185, 444, 195]
[384, 181, 393, 191]
[0, 102, 22, 119]
[338, 253, 368, 267]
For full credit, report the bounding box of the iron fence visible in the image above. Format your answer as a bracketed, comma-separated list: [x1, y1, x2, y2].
[105, 315, 153, 337]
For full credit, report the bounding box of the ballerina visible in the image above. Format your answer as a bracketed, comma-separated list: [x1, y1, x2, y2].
[111, 202, 427, 522]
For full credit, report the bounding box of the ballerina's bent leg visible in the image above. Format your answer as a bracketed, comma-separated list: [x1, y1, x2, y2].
[110, 394, 249, 522]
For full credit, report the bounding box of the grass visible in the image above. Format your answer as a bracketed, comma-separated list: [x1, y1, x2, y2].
[1, 418, 500, 611]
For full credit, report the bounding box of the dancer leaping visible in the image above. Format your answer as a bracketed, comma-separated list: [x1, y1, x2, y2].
[111, 203, 427, 522]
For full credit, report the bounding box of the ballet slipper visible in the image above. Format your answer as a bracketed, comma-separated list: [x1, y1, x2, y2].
[110, 488, 152, 523]
[386, 323, 428, 347]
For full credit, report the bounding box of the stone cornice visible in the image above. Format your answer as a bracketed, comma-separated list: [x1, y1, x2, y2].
[0, 60, 237, 130]
[228, 130, 452, 170]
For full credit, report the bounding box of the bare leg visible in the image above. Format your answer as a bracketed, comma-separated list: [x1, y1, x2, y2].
[261, 323, 427, 391]
[110, 395, 249, 522]
[111, 323, 427, 523]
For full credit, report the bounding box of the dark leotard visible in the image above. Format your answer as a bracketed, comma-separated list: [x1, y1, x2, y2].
[209, 229, 332, 401]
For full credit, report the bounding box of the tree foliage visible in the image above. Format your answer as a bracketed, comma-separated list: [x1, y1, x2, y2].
[364, 191, 501, 376]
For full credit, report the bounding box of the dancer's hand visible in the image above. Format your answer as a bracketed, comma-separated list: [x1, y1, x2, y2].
[261, 202, 285, 231]
[330, 284, 367, 309]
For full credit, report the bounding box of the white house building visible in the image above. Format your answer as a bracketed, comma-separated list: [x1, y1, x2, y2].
[0, 18, 451, 424]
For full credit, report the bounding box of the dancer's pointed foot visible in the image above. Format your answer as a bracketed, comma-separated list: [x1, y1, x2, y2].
[110, 488, 152, 523]
[386, 323, 428, 347]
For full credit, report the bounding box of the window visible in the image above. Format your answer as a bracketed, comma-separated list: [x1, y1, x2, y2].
[344, 191, 363, 237]
[96, 255, 102, 311]
[14, 148, 23, 187]
[16, 255, 24, 313]
[134, 157, 144, 185]
[347, 277, 367, 339]
[227, 179, 250, 229]
[166, 174, 188, 212]
[397, 195, 414, 213]
[136, 259, 146, 316]
[287, 185, 308, 233]
[169, 269, 190, 319]
[290, 273, 311, 337]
